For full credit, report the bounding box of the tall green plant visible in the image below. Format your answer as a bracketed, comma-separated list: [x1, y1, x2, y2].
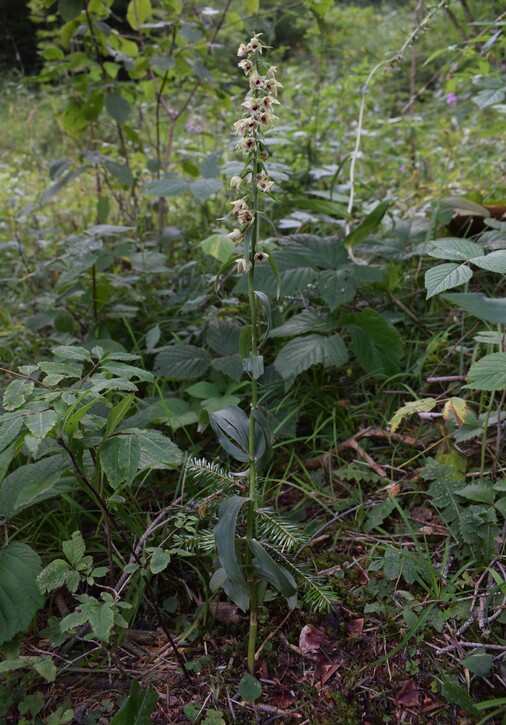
[190, 34, 336, 678]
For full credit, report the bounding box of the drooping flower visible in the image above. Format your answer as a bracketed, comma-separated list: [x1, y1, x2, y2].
[238, 59, 253, 75]
[230, 175, 243, 190]
[227, 228, 243, 243]
[237, 43, 248, 57]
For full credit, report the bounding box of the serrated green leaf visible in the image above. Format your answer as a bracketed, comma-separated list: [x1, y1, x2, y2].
[154, 345, 211, 379]
[471, 249, 506, 273]
[52, 345, 91, 362]
[88, 600, 115, 643]
[318, 269, 356, 310]
[100, 434, 141, 487]
[427, 238, 483, 261]
[0, 543, 43, 645]
[125, 428, 182, 469]
[3, 380, 34, 411]
[150, 547, 171, 574]
[456, 483, 494, 505]
[273, 334, 348, 385]
[25, 409, 58, 438]
[144, 174, 189, 197]
[37, 559, 70, 594]
[0, 417, 24, 454]
[190, 178, 222, 204]
[343, 309, 402, 377]
[466, 352, 506, 391]
[32, 657, 57, 682]
[425, 263, 473, 298]
[0, 454, 71, 517]
[101, 362, 153, 382]
[270, 311, 337, 338]
[62, 531, 86, 566]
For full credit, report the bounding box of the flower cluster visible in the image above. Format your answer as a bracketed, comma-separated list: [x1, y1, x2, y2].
[226, 33, 282, 254]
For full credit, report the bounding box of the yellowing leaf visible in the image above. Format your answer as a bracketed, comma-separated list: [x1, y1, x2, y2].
[389, 398, 437, 433]
[443, 397, 469, 426]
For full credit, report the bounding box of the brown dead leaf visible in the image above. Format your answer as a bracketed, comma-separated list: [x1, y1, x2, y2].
[271, 679, 296, 710]
[208, 601, 244, 625]
[299, 624, 330, 656]
[315, 653, 340, 686]
[356, 564, 369, 586]
[346, 618, 364, 637]
[395, 678, 419, 707]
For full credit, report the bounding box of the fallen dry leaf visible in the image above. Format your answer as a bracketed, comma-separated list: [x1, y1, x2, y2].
[315, 653, 340, 686]
[299, 624, 330, 656]
[395, 678, 419, 707]
[346, 618, 364, 637]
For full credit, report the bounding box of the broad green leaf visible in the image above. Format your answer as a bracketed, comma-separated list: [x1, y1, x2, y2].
[105, 393, 136, 438]
[471, 250, 506, 273]
[318, 269, 357, 310]
[466, 352, 506, 391]
[62, 531, 86, 566]
[100, 434, 141, 487]
[343, 309, 402, 377]
[0, 417, 24, 454]
[52, 345, 91, 362]
[37, 559, 69, 594]
[270, 311, 337, 338]
[238, 673, 262, 702]
[0, 543, 43, 645]
[425, 263, 473, 298]
[154, 345, 211, 379]
[144, 174, 189, 197]
[207, 320, 241, 357]
[58, 0, 82, 21]
[32, 657, 57, 682]
[0, 454, 71, 517]
[104, 160, 134, 188]
[64, 397, 99, 439]
[444, 293, 506, 323]
[456, 483, 494, 505]
[124, 428, 183, 469]
[88, 601, 115, 643]
[437, 677, 480, 717]
[245, 0, 260, 13]
[25, 409, 58, 439]
[213, 495, 248, 591]
[101, 362, 153, 381]
[389, 398, 437, 433]
[473, 87, 505, 109]
[427, 238, 483, 261]
[150, 547, 171, 574]
[460, 651, 494, 677]
[344, 201, 390, 248]
[190, 178, 222, 204]
[126, 0, 152, 29]
[249, 539, 297, 607]
[209, 406, 252, 462]
[200, 234, 235, 262]
[110, 680, 159, 725]
[273, 334, 348, 385]
[3, 380, 34, 411]
[105, 93, 132, 125]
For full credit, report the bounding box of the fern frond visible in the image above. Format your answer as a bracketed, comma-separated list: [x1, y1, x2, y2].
[256, 508, 309, 552]
[258, 541, 338, 612]
[174, 528, 215, 554]
[186, 457, 238, 496]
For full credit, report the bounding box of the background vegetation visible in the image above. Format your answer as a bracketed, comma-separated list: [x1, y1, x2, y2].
[1, 0, 506, 722]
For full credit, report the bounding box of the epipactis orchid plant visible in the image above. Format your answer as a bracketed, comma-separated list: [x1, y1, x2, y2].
[227, 33, 281, 273]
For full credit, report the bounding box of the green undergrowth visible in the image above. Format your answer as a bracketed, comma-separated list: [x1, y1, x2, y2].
[1, 0, 506, 722]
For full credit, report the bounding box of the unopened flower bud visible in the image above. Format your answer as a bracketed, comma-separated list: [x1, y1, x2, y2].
[230, 175, 242, 190]
[237, 258, 252, 273]
[227, 228, 243, 243]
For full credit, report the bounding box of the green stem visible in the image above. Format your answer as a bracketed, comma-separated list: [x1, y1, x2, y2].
[246, 131, 260, 675]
